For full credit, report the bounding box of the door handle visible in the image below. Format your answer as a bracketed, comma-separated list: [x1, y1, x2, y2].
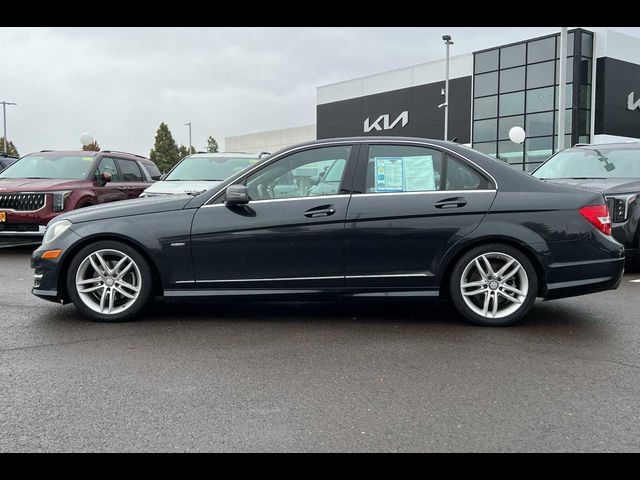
[434, 197, 468, 209]
[304, 206, 336, 218]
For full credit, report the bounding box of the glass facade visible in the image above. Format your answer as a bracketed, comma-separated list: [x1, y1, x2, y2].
[472, 29, 593, 172]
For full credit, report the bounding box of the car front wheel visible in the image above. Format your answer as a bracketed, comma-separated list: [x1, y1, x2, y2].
[449, 243, 538, 326]
[66, 240, 153, 322]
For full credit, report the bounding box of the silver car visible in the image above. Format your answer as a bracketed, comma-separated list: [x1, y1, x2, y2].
[140, 152, 265, 197]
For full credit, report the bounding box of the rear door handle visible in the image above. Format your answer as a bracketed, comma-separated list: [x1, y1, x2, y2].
[434, 197, 468, 209]
[304, 206, 336, 218]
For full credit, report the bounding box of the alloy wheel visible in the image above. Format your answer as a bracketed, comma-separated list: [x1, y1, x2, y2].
[75, 249, 142, 315]
[459, 252, 529, 320]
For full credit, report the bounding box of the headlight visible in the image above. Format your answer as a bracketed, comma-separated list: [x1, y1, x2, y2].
[51, 191, 72, 212]
[42, 220, 72, 244]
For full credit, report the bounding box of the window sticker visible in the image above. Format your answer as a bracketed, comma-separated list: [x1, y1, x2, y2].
[82, 157, 93, 161]
[374, 155, 435, 192]
[404, 155, 435, 191]
[374, 157, 404, 192]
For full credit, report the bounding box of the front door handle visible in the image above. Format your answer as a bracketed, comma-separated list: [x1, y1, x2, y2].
[434, 197, 468, 209]
[304, 206, 336, 218]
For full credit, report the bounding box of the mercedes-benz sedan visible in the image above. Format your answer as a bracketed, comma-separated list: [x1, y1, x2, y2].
[31, 137, 624, 326]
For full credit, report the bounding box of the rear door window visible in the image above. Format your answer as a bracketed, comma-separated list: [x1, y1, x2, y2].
[116, 159, 144, 182]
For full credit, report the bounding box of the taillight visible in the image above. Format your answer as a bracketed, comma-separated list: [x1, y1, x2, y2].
[579, 204, 612, 236]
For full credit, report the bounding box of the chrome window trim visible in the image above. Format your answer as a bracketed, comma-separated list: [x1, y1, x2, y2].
[0, 192, 48, 213]
[201, 193, 351, 208]
[202, 139, 499, 206]
[351, 189, 497, 198]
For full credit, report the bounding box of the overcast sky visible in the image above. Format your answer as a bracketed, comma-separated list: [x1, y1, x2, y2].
[2, 26, 640, 156]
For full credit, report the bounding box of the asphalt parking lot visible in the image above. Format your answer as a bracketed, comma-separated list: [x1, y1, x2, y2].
[0, 245, 639, 452]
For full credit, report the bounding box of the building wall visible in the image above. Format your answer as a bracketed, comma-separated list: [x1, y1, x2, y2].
[224, 125, 316, 155]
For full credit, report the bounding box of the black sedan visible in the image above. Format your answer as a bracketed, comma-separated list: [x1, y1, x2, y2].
[533, 142, 640, 270]
[31, 137, 624, 326]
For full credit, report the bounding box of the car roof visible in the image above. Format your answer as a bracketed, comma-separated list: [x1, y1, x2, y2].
[26, 150, 153, 162]
[187, 152, 258, 158]
[571, 142, 640, 150]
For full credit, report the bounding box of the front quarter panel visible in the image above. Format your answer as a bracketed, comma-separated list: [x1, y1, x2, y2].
[33, 208, 197, 300]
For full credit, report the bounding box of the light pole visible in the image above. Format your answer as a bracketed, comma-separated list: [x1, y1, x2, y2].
[1, 100, 17, 155]
[185, 122, 192, 153]
[442, 35, 454, 141]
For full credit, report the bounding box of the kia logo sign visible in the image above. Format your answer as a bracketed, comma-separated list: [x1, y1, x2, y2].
[364, 111, 409, 133]
[627, 92, 640, 111]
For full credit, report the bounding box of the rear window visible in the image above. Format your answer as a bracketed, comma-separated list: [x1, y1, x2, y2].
[142, 162, 161, 180]
[116, 159, 144, 182]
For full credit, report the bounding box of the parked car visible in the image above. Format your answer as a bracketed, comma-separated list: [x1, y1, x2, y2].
[31, 137, 624, 326]
[0, 153, 18, 171]
[0, 150, 159, 240]
[532, 142, 640, 270]
[140, 152, 264, 197]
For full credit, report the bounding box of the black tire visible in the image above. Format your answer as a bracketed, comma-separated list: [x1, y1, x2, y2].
[449, 243, 538, 326]
[66, 240, 153, 322]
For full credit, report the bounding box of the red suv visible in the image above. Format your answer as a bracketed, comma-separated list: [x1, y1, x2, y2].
[0, 150, 160, 241]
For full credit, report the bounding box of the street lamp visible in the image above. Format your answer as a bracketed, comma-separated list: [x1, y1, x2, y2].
[1, 100, 17, 155]
[442, 35, 454, 141]
[185, 122, 192, 153]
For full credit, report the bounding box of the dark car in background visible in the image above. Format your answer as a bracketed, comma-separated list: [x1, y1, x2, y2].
[533, 142, 640, 269]
[0, 150, 160, 240]
[31, 137, 624, 326]
[0, 153, 18, 171]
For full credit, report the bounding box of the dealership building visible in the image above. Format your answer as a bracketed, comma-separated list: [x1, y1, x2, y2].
[225, 28, 640, 171]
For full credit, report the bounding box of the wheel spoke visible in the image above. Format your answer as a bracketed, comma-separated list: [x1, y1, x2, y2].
[77, 277, 102, 285]
[482, 291, 491, 316]
[99, 287, 108, 312]
[111, 256, 130, 277]
[502, 283, 525, 297]
[462, 287, 487, 297]
[501, 263, 521, 282]
[89, 256, 106, 278]
[491, 291, 498, 318]
[94, 252, 111, 276]
[107, 289, 115, 314]
[481, 255, 495, 278]
[498, 290, 523, 304]
[117, 279, 140, 293]
[496, 258, 516, 278]
[114, 286, 136, 299]
[475, 258, 488, 281]
[78, 284, 104, 294]
[461, 280, 485, 289]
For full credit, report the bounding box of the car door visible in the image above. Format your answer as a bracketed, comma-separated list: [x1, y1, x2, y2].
[93, 156, 128, 204]
[115, 158, 148, 199]
[190, 144, 358, 289]
[344, 142, 497, 289]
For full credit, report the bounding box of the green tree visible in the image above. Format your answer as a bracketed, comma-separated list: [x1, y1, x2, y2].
[207, 136, 219, 153]
[149, 122, 180, 173]
[178, 144, 196, 159]
[0, 138, 19, 157]
[82, 140, 100, 151]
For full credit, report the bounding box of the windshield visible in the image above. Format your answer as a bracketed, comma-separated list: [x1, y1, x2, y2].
[166, 156, 258, 181]
[533, 147, 640, 179]
[0, 154, 95, 179]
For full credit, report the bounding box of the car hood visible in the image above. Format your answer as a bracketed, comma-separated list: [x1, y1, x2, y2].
[57, 195, 194, 224]
[542, 177, 640, 195]
[142, 180, 221, 196]
[0, 178, 89, 192]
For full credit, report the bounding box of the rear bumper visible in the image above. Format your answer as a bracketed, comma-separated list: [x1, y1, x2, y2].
[543, 257, 625, 299]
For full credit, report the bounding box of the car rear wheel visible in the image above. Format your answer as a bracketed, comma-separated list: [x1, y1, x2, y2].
[449, 243, 538, 326]
[66, 240, 152, 322]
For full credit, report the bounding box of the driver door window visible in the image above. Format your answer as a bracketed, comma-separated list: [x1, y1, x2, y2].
[244, 146, 352, 201]
[95, 157, 121, 182]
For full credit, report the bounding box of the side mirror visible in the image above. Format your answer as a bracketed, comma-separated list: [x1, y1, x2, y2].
[99, 171, 112, 186]
[225, 184, 250, 206]
[160, 173, 167, 180]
